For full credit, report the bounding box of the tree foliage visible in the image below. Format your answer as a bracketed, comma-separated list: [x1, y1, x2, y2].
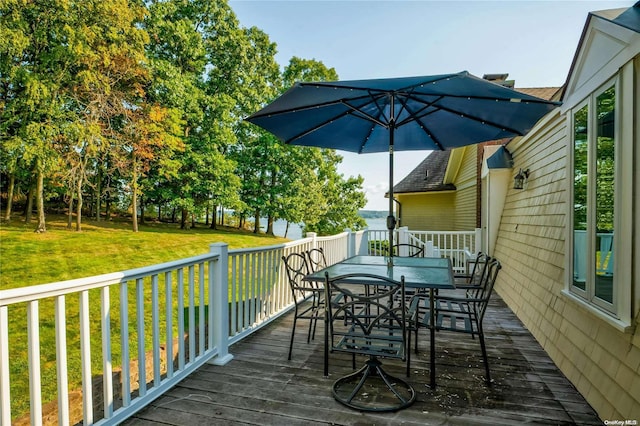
[0, 0, 367, 237]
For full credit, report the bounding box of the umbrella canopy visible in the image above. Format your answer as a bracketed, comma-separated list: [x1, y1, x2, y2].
[246, 71, 560, 252]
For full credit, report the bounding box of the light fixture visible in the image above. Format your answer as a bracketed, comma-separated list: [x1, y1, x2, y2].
[514, 168, 530, 190]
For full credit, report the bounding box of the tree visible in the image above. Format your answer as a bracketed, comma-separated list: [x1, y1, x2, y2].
[303, 150, 367, 236]
[0, 0, 76, 232]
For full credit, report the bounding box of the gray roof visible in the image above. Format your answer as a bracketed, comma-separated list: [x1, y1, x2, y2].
[392, 150, 456, 194]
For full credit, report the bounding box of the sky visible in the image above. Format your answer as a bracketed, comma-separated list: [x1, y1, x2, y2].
[229, 0, 632, 210]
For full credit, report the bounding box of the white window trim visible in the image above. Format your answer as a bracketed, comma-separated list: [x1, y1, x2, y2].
[564, 70, 633, 332]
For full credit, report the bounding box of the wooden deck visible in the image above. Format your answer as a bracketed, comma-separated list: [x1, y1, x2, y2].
[124, 294, 602, 425]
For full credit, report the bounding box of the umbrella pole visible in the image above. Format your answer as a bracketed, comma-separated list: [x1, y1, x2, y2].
[387, 119, 396, 265]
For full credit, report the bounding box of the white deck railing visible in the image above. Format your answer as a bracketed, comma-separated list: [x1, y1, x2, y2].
[0, 228, 476, 425]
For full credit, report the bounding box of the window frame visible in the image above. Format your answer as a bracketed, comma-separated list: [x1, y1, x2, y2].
[566, 75, 631, 328]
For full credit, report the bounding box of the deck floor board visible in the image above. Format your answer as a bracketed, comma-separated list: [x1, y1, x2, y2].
[125, 294, 601, 425]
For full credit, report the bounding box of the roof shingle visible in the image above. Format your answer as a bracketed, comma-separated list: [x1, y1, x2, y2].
[392, 150, 456, 194]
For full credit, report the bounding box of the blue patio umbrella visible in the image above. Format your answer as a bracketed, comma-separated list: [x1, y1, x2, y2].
[246, 71, 559, 253]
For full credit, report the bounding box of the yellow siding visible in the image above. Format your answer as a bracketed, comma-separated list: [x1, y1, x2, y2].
[453, 145, 478, 230]
[454, 185, 476, 230]
[493, 112, 640, 419]
[397, 193, 455, 230]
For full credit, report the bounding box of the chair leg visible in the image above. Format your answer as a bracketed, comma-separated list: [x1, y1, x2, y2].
[288, 307, 298, 361]
[406, 331, 411, 377]
[478, 330, 491, 385]
[332, 357, 416, 412]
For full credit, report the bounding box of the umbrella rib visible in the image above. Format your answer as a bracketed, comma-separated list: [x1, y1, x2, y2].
[399, 93, 528, 136]
[248, 93, 375, 120]
[394, 95, 444, 128]
[342, 93, 390, 128]
[282, 99, 386, 144]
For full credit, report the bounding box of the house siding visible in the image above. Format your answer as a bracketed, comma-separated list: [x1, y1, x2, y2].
[453, 145, 479, 231]
[493, 105, 639, 420]
[397, 192, 455, 230]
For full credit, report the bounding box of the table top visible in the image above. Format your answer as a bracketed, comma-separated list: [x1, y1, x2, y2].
[305, 255, 455, 289]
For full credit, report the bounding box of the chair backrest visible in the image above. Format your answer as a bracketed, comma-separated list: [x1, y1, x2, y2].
[466, 252, 491, 286]
[306, 247, 327, 272]
[387, 244, 424, 257]
[472, 258, 502, 323]
[282, 252, 313, 298]
[324, 273, 407, 360]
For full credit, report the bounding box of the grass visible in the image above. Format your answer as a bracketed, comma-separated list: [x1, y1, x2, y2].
[1, 214, 286, 289]
[0, 213, 289, 420]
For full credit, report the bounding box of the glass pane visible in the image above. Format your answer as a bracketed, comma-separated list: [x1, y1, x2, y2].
[573, 105, 588, 290]
[595, 87, 615, 302]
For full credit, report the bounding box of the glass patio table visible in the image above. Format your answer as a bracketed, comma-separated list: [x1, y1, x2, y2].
[305, 255, 455, 389]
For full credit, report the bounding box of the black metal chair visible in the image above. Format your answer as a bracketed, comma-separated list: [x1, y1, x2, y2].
[408, 258, 502, 384]
[305, 247, 327, 272]
[282, 252, 324, 360]
[454, 252, 491, 297]
[324, 273, 415, 412]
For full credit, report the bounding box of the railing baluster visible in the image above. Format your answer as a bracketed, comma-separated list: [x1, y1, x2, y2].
[208, 259, 215, 350]
[165, 271, 174, 379]
[177, 268, 185, 370]
[188, 265, 195, 363]
[0, 306, 11, 425]
[27, 301, 43, 426]
[135, 278, 146, 397]
[231, 256, 237, 335]
[120, 281, 131, 407]
[250, 252, 256, 325]
[54, 295, 70, 425]
[198, 262, 205, 355]
[244, 254, 250, 327]
[101, 286, 114, 419]
[79, 291, 92, 425]
[151, 274, 160, 387]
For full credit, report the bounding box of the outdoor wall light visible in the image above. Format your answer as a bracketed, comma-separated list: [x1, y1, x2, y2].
[513, 168, 530, 190]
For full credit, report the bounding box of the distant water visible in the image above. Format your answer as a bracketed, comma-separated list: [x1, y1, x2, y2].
[268, 217, 388, 240]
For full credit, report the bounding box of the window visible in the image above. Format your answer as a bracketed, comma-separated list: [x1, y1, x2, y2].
[571, 85, 616, 313]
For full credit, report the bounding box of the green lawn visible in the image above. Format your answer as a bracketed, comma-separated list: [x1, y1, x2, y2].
[0, 214, 289, 420]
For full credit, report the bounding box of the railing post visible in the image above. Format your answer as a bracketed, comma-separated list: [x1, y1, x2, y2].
[209, 243, 234, 365]
[398, 226, 409, 256]
[359, 228, 370, 255]
[474, 228, 482, 254]
[346, 229, 355, 257]
[306, 231, 317, 249]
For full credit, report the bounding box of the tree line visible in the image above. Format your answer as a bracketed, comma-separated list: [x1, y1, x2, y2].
[0, 0, 367, 235]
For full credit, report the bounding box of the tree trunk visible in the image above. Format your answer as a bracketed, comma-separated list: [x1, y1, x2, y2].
[67, 189, 74, 229]
[34, 170, 46, 233]
[180, 207, 190, 229]
[95, 166, 101, 221]
[158, 203, 162, 221]
[105, 195, 111, 221]
[131, 167, 138, 232]
[4, 173, 15, 221]
[253, 209, 260, 233]
[75, 175, 83, 231]
[210, 204, 217, 229]
[266, 214, 275, 236]
[284, 221, 290, 238]
[25, 184, 34, 222]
